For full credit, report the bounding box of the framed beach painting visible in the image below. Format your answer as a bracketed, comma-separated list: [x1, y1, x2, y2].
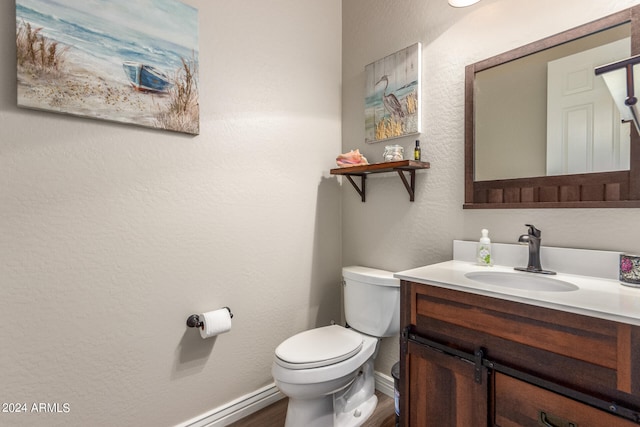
[16, 0, 199, 135]
[365, 43, 421, 143]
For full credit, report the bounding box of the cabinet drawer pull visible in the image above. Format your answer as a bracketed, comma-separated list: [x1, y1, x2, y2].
[539, 410, 577, 427]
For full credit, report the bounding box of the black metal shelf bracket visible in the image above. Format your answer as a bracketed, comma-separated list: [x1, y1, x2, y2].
[345, 174, 366, 202]
[395, 168, 416, 202]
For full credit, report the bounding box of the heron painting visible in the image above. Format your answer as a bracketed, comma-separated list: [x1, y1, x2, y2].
[365, 43, 421, 143]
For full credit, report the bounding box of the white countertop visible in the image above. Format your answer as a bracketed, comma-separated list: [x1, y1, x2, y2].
[395, 260, 640, 326]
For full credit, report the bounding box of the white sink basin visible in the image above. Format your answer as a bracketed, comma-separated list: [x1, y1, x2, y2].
[464, 271, 579, 292]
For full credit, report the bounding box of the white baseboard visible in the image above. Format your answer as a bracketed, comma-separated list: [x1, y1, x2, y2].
[176, 384, 284, 427]
[374, 371, 395, 399]
[176, 371, 396, 427]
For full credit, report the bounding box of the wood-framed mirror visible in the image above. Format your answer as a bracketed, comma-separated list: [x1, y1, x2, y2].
[464, 5, 640, 209]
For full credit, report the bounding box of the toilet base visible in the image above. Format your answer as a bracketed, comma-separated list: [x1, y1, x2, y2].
[283, 393, 378, 427]
[284, 394, 335, 427]
[282, 358, 378, 427]
[334, 358, 377, 426]
[334, 394, 377, 427]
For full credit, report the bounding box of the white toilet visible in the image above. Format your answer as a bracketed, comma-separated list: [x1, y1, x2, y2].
[272, 266, 400, 427]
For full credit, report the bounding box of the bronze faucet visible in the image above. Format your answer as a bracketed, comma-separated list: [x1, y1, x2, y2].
[514, 224, 556, 275]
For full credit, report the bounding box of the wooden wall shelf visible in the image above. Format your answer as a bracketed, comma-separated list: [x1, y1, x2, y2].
[330, 160, 430, 202]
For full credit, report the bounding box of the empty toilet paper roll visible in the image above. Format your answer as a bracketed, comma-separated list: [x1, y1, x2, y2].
[199, 308, 232, 339]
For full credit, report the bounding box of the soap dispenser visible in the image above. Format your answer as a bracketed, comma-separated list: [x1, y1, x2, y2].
[477, 229, 492, 266]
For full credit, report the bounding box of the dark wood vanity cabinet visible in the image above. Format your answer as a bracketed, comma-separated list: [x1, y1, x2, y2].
[399, 280, 640, 426]
[404, 338, 488, 425]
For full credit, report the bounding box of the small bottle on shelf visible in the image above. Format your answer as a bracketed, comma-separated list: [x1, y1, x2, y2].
[414, 140, 421, 161]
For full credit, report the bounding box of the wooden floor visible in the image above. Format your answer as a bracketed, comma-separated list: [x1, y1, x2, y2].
[229, 390, 396, 427]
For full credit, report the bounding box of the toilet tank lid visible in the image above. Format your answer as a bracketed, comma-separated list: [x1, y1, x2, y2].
[342, 266, 400, 287]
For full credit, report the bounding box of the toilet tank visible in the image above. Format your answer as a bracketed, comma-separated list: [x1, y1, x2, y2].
[342, 266, 400, 337]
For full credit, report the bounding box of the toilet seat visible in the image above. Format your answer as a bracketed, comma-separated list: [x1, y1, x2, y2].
[275, 325, 363, 370]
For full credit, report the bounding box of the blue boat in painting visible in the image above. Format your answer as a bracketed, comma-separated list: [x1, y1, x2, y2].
[122, 61, 172, 93]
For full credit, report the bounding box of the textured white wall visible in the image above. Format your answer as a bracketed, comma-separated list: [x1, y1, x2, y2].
[342, 0, 640, 378]
[1, 1, 342, 426]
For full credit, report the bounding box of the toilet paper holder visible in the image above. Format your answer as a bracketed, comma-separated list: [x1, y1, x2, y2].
[186, 307, 234, 329]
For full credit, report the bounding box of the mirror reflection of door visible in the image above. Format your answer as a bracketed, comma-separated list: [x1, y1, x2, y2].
[546, 38, 631, 175]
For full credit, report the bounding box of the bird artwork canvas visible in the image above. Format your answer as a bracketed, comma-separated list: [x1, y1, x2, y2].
[365, 43, 421, 143]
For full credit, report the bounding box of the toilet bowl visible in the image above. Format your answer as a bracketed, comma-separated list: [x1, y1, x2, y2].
[271, 266, 400, 427]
